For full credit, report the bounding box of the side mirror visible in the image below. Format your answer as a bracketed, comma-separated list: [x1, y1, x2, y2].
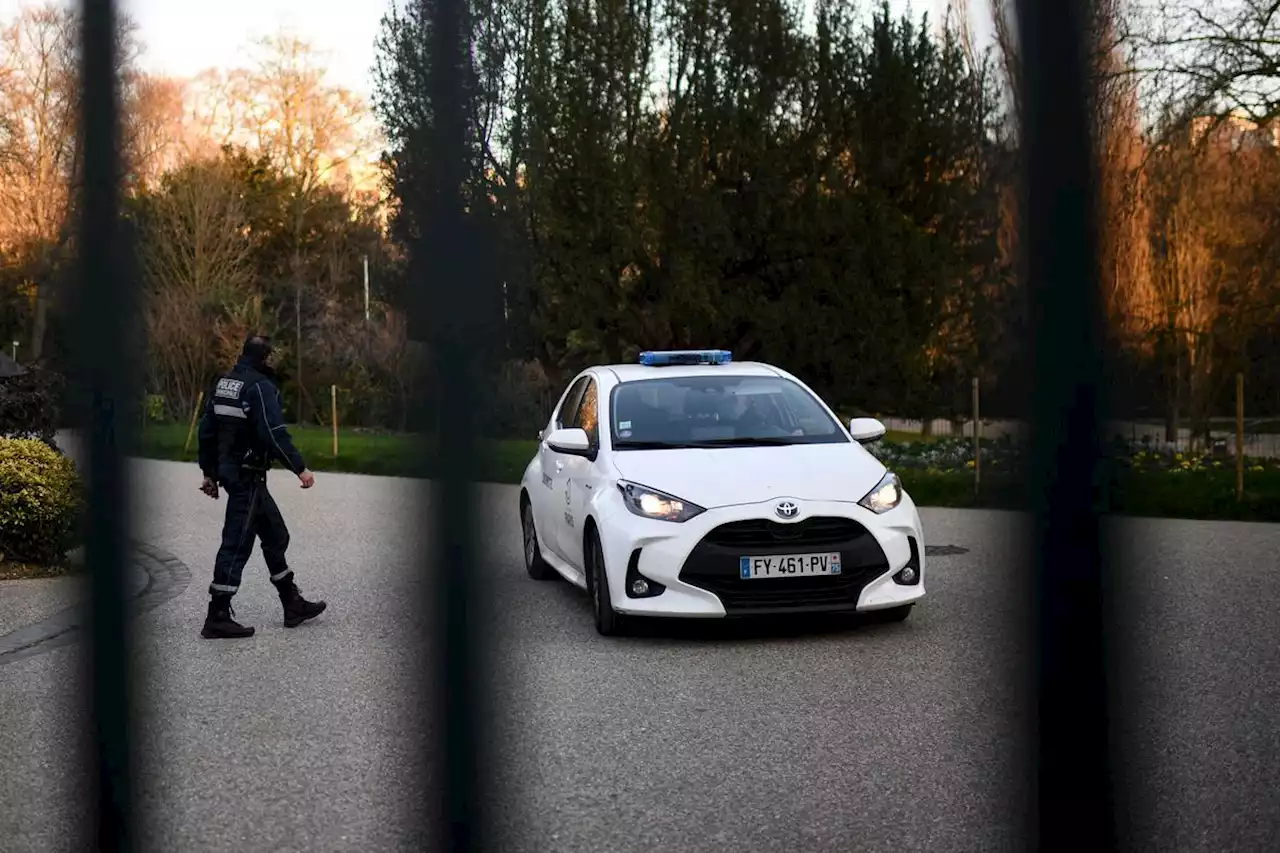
[545, 427, 594, 458]
[849, 417, 886, 444]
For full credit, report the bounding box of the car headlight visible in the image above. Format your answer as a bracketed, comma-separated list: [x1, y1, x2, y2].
[858, 472, 903, 514]
[617, 481, 705, 522]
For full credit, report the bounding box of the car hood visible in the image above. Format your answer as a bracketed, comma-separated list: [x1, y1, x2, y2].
[608, 443, 889, 509]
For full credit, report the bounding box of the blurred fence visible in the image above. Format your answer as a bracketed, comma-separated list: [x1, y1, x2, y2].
[47, 0, 1152, 848]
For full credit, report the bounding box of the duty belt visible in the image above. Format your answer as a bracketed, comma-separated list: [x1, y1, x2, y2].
[239, 452, 269, 481]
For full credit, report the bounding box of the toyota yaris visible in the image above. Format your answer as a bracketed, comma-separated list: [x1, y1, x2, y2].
[518, 349, 926, 635]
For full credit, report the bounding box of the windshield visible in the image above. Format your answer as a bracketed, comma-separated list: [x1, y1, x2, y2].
[609, 375, 848, 449]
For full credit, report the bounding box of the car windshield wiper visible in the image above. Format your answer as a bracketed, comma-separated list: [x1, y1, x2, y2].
[681, 436, 801, 447]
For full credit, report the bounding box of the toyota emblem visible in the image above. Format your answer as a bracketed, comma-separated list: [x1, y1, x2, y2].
[775, 500, 799, 519]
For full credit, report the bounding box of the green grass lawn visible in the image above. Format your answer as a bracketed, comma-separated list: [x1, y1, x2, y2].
[138, 424, 1280, 521]
[140, 423, 536, 482]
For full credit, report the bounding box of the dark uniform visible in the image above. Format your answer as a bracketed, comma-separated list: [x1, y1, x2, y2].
[196, 336, 326, 638]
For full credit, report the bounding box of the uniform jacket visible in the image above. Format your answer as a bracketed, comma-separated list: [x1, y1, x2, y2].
[197, 356, 306, 481]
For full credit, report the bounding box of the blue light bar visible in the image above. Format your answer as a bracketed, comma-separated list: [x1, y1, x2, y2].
[638, 349, 733, 366]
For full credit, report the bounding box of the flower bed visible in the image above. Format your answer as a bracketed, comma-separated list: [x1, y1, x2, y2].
[866, 435, 1025, 473]
[865, 435, 1279, 475]
[1113, 439, 1279, 474]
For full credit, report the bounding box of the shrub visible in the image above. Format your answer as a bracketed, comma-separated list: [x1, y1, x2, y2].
[0, 437, 83, 566]
[0, 361, 63, 446]
[143, 393, 167, 423]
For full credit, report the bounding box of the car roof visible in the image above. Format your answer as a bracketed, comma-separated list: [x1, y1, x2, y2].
[598, 361, 786, 383]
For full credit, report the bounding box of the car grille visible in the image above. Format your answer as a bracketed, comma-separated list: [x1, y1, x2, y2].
[681, 516, 892, 614]
[702, 517, 868, 549]
[681, 573, 885, 611]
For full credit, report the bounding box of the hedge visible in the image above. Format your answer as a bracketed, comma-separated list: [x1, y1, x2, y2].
[0, 438, 84, 567]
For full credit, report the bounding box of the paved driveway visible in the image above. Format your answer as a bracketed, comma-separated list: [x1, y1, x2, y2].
[1, 458, 1278, 851]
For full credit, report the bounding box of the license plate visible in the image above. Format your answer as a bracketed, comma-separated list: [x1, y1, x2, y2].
[739, 552, 842, 579]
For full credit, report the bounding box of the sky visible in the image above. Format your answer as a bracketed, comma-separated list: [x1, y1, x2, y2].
[0, 0, 993, 98]
[121, 0, 389, 95]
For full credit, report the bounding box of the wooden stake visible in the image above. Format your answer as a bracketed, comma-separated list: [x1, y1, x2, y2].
[1236, 372, 1244, 502]
[184, 390, 204, 454]
[972, 377, 981, 495]
[331, 384, 339, 457]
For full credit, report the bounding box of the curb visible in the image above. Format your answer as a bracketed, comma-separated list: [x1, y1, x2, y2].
[0, 542, 192, 666]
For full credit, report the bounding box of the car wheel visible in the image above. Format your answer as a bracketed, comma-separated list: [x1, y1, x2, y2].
[522, 501, 555, 581]
[589, 532, 624, 636]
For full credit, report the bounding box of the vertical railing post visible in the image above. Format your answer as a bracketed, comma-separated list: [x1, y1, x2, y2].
[1016, 0, 1117, 849]
[73, 0, 138, 849]
[412, 0, 486, 849]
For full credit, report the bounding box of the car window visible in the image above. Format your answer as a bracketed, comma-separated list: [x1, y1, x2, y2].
[610, 375, 847, 448]
[566, 377, 599, 446]
[555, 376, 589, 430]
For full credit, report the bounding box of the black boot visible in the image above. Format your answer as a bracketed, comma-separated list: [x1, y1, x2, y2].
[201, 595, 255, 639]
[273, 573, 327, 628]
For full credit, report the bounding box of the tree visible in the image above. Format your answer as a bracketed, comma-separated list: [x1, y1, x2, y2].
[0, 2, 79, 361]
[179, 68, 258, 159]
[132, 141, 403, 426]
[243, 29, 375, 420]
[1142, 123, 1280, 444]
[121, 72, 191, 191]
[136, 156, 254, 419]
[1129, 0, 1280, 131]
[244, 31, 372, 195]
[373, 0, 509, 427]
[0, 1, 141, 361]
[370, 0, 1009, 425]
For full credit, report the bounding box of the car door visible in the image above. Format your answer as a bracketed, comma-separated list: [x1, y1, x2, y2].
[540, 374, 589, 561]
[557, 375, 603, 571]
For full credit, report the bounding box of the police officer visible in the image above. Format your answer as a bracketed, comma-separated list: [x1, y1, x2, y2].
[196, 334, 327, 639]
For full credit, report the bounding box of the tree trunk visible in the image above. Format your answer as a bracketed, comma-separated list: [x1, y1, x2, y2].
[1187, 336, 1213, 452]
[1167, 355, 1183, 445]
[28, 244, 54, 361]
[30, 285, 48, 361]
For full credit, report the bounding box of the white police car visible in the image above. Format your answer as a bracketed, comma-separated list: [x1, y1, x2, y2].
[518, 350, 926, 635]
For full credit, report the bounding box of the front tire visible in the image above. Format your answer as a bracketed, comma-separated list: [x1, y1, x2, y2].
[522, 501, 555, 580]
[588, 532, 625, 636]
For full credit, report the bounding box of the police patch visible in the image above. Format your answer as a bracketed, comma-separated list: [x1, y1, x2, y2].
[215, 378, 244, 399]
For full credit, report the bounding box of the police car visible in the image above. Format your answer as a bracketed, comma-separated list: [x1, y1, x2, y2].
[518, 350, 926, 635]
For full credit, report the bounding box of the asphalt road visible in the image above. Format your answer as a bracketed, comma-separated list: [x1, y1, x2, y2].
[2, 458, 1279, 851]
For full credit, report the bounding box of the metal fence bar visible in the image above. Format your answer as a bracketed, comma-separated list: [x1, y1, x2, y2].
[415, 0, 486, 849]
[73, 0, 138, 849]
[1016, 0, 1117, 850]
